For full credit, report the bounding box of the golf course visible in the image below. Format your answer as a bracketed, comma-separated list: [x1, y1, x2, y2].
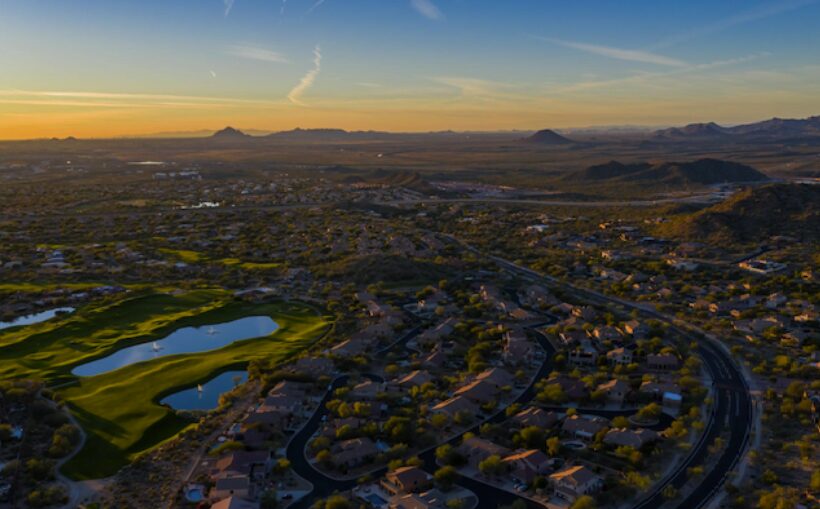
[0, 289, 332, 479]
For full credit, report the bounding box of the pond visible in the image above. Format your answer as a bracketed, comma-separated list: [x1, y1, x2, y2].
[71, 316, 278, 377]
[0, 307, 75, 331]
[161, 370, 248, 411]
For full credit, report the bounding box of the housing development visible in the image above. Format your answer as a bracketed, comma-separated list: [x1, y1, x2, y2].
[1, 2, 819, 509]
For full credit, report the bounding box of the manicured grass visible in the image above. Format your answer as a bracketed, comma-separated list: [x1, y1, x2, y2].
[0, 282, 146, 292]
[0, 291, 331, 479]
[0, 290, 230, 377]
[156, 249, 281, 270]
[158, 248, 204, 263]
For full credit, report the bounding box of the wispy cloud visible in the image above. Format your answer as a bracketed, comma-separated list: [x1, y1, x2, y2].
[210, 70, 217, 78]
[0, 89, 287, 109]
[288, 45, 322, 106]
[224, 0, 235, 16]
[226, 45, 288, 63]
[539, 37, 687, 67]
[410, 0, 443, 20]
[654, 0, 819, 49]
[307, 0, 325, 14]
[553, 52, 770, 93]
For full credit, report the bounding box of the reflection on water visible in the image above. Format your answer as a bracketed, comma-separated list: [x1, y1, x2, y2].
[161, 370, 248, 411]
[0, 307, 75, 331]
[71, 316, 278, 377]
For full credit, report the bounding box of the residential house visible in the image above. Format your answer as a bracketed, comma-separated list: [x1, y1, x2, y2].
[330, 338, 368, 358]
[549, 465, 603, 502]
[596, 379, 631, 404]
[503, 449, 552, 483]
[547, 376, 590, 401]
[389, 489, 447, 509]
[561, 415, 609, 441]
[457, 437, 511, 469]
[606, 348, 633, 366]
[512, 407, 559, 429]
[396, 370, 434, 389]
[639, 381, 681, 401]
[621, 320, 650, 339]
[453, 380, 497, 405]
[210, 476, 254, 501]
[210, 497, 260, 509]
[350, 380, 384, 400]
[603, 428, 659, 449]
[430, 396, 480, 419]
[502, 329, 536, 365]
[333, 437, 380, 468]
[381, 467, 433, 496]
[211, 451, 271, 480]
[559, 330, 588, 347]
[646, 354, 679, 371]
[474, 367, 515, 390]
[591, 326, 621, 342]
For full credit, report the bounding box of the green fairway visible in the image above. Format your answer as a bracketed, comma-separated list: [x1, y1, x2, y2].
[0, 291, 331, 479]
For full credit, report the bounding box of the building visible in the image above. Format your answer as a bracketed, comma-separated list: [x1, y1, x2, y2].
[646, 354, 680, 371]
[549, 465, 603, 502]
[457, 437, 511, 469]
[381, 467, 433, 496]
[210, 497, 260, 509]
[512, 407, 559, 429]
[430, 396, 480, 419]
[603, 428, 659, 449]
[596, 379, 631, 404]
[389, 489, 447, 509]
[333, 437, 380, 468]
[606, 347, 633, 366]
[502, 449, 552, 483]
[561, 415, 609, 441]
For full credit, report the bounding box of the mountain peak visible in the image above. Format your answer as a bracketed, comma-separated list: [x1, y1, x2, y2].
[522, 129, 574, 145]
[212, 126, 250, 138]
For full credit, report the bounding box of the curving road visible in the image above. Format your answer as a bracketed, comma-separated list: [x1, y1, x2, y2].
[448, 235, 753, 509]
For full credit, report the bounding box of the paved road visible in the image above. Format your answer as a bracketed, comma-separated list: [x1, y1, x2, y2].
[287, 326, 557, 509]
[449, 235, 753, 509]
[0, 192, 720, 221]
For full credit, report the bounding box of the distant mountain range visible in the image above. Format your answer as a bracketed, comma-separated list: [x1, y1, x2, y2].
[565, 158, 769, 186]
[521, 129, 575, 145]
[658, 183, 820, 243]
[208, 126, 469, 142]
[654, 115, 820, 141]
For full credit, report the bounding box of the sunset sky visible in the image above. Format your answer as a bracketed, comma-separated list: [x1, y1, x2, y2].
[1, 0, 819, 139]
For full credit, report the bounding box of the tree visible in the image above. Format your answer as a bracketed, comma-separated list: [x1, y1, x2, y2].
[434, 466, 458, 490]
[430, 413, 449, 429]
[538, 384, 566, 404]
[811, 469, 820, 492]
[758, 487, 799, 509]
[260, 490, 278, 509]
[478, 455, 505, 477]
[570, 495, 596, 509]
[636, 403, 662, 421]
[518, 426, 546, 449]
[546, 436, 562, 456]
[611, 416, 630, 428]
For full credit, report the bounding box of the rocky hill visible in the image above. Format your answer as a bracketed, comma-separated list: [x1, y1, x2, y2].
[657, 183, 820, 243]
[566, 158, 769, 186]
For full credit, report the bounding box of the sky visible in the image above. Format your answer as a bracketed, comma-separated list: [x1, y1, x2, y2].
[1, 0, 819, 138]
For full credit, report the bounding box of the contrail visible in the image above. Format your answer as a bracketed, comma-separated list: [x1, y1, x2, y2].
[287, 45, 322, 105]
